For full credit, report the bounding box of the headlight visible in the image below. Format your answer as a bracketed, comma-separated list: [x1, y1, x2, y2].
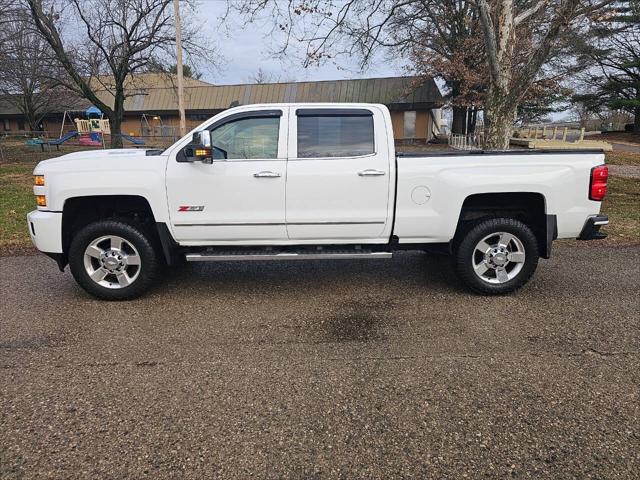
[36, 195, 47, 207]
[34, 175, 45, 186]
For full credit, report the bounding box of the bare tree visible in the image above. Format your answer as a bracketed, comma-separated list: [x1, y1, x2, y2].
[246, 67, 297, 84]
[572, 1, 639, 131]
[388, 1, 486, 134]
[26, 0, 214, 147]
[230, 0, 612, 147]
[0, 9, 74, 132]
[249, 67, 277, 84]
[476, 0, 615, 148]
[230, 0, 484, 133]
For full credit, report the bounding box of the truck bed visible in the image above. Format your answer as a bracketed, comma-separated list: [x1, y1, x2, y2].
[393, 149, 606, 243]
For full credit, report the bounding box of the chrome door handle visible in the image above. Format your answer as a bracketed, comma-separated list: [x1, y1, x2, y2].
[358, 169, 386, 176]
[253, 171, 281, 178]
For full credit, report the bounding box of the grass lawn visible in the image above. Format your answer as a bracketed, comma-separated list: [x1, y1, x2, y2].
[0, 162, 37, 253]
[591, 131, 640, 145]
[605, 151, 640, 166]
[601, 175, 640, 241]
[1, 149, 638, 254]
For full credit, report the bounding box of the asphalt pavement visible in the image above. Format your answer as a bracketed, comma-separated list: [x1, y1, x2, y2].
[1, 243, 639, 479]
[611, 142, 640, 154]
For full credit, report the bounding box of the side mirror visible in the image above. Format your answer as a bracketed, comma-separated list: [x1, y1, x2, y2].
[183, 130, 227, 163]
[193, 130, 211, 148]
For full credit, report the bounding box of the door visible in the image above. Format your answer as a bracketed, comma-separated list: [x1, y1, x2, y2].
[285, 107, 391, 240]
[166, 109, 288, 243]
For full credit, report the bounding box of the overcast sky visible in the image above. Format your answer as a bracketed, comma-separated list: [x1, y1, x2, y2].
[199, 0, 406, 85]
[197, 1, 571, 121]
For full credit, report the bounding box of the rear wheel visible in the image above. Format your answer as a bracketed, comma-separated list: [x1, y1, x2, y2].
[69, 220, 159, 300]
[454, 218, 539, 295]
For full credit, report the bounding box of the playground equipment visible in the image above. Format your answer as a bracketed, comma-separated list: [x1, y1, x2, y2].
[74, 106, 107, 147]
[119, 133, 145, 145]
[32, 131, 79, 152]
[26, 138, 44, 148]
[40, 106, 107, 150]
[44, 131, 80, 151]
[75, 107, 145, 145]
[141, 114, 161, 136]
[37, 106, 145, 150]
[78, 131, 102, 147]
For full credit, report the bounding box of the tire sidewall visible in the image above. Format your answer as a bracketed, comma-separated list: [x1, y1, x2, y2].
[69, 220, 158, 300]
[455, 218, 539, 295]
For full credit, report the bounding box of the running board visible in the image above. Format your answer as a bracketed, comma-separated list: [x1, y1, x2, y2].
[185, 250, 392, 262]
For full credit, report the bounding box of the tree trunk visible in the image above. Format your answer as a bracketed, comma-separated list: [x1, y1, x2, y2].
[110, 90, 125, 149]
[452, 106, 468, 134]
[635, 105, 640, 133]
[477, 0, 517, 150]
[26, 110, 39, 132]
[22, 94, 37, 132]
[25, 113, 37, 132]
[483, 86, 517, 150]
[467, 107, 478, 135]
[109, 114, 124, 149]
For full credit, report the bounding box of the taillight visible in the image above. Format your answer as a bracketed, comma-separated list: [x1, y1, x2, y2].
[589, 165, 608, 201]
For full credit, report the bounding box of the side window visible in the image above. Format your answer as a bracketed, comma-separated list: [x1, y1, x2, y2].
[297, 112, 374, 158]
[210, 116, 279, 159]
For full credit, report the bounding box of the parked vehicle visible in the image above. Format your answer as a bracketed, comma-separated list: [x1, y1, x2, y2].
[27, 104, 609, 300]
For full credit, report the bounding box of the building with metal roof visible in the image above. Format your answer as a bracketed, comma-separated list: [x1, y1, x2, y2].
[1, 75, 443, 142]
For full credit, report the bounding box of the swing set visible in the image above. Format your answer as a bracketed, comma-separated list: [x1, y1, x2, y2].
[45, 106, 145, 148]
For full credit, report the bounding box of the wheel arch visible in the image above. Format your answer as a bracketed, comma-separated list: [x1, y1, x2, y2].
[60, 195, 175, 267]
[453, 192, 556, 259]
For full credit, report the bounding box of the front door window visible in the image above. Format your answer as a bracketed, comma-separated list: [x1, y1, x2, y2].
[211, 117, 279, 160]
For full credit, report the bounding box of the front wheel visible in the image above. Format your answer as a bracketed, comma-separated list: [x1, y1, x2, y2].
[68, 220, 159, 300]
[454, 218, 539, 295]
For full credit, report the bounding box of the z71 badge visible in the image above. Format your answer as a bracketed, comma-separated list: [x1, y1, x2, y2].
[178, 205, 205, 212]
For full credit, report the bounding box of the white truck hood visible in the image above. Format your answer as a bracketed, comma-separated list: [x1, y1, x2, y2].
[32, 148, 170, 213]
[33, 149, 167, 174]
[36, 148, 151, 166]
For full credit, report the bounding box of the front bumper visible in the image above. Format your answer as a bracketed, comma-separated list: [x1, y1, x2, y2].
[27, 210, 63, 253]
[577, 215, 608, 241]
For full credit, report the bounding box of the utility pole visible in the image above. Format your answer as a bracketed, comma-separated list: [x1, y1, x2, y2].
[173, 0, 186, 136]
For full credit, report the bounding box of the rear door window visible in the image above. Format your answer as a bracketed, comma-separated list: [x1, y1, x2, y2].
[296, 110, 374, 158]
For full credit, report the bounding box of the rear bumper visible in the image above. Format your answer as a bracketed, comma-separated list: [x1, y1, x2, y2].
[27, 210, 63, 253]
[577, 215, 608, 241]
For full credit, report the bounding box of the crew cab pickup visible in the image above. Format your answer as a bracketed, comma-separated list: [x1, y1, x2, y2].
[27, 103, 609, 300]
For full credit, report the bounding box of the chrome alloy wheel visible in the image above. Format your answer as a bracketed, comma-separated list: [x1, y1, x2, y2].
[83, 235, 141, 289]
[472, 231, 526, 284]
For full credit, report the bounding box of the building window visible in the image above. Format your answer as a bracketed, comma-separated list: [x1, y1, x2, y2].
[17, 119, 26, 131]
[403, 111, 416, 138]
[210, 116, 280, 159]
[297, 112, 374, 158]
[2, 119, 9, 131]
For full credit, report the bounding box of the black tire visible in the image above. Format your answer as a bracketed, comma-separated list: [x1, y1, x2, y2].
[68, 220, 159, 300]
[454, 217, 539, 295]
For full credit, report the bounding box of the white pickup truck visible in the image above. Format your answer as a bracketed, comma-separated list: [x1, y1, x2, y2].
[27, 103, 609, 300]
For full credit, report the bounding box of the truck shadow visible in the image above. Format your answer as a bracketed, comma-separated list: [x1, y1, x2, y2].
[159, 251, 461, 298]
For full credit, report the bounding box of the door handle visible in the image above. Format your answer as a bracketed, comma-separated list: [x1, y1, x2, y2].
[358, 169, 386, 177]
[253, 171, 281, 178]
